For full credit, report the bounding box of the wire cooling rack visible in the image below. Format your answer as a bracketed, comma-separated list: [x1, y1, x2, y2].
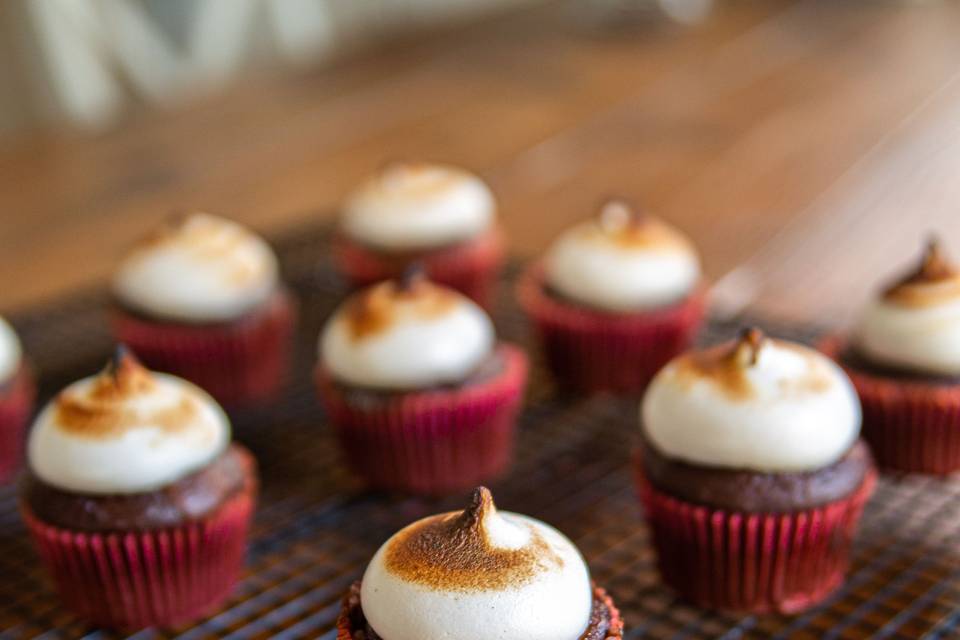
[1, 224, 959, 640]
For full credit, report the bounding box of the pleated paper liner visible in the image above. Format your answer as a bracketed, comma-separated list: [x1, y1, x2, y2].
[316, 344, 528, 495]
[517, 264, 706, 394]
[336, 581, 624, 640]
[331, 227, 505, 309]
[0, 365, 35, 483]
[822, 336, 960, 475]
[21, 481, 256, 631]
[110, 289, 297, 408]
[635, 461, 877, 614]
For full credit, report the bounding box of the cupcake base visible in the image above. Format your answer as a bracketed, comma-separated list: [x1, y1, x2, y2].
[518, 264, 706, 394]
[331, 227, 504, 309]
[111, 289, 296, 407]
[336, 580, 623, 639]
[316, 344, 528, 495]
[822, 336, 960, 475]
[21, 454, 257, 630]
[635, 458, 876, 614]
[0, 365, 35, 483]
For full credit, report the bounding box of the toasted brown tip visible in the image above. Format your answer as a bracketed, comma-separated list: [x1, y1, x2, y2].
[730, 327, 766, 367]
[104, 345, 141, 384]
[397, 262, 427, 291]
[918, 235, 954, 280]
[458, 486, 496, 529]
[90, 345, 155, 400]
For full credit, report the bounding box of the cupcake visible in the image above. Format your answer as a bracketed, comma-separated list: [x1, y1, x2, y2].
[0, 316, 34, 482]
[315, 268, 527, 495]
[822, 238, 960, 474]
[332, 162, 504, 308]
[635, 329, 876, 613]
[518, 200, 706, 394]
[110, 213, 296, 407]
[337, 487, 623, 640]
[20, 349, 257, 630]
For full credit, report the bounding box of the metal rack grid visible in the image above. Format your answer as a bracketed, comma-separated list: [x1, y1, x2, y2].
[0, 224, 958, 639]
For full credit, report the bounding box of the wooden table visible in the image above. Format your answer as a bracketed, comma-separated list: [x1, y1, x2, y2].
[3, 0, 960, 325]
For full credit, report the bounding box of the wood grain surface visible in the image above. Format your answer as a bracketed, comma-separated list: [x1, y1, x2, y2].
[2, 0, 960, 323]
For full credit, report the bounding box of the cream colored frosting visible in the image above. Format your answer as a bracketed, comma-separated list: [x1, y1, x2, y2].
[360, 488, 593, 640]
[853, 239, 960, 376]
[341, 162, 496, 250]
[544, 201, 701, 312]
[320, 272, 495, 389]
[113, 213, 279, 322]
[0, 316, 23, 383]
[28, 349, 230, 494]
[642, 329, 861, 472]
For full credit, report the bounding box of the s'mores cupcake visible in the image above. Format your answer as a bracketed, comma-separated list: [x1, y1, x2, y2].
[636, 329, 875, 613]
[337, 487, 623, 639]
[20, 349, 257, 630]
[332, 162, 504, 308]
[0, 317, 34, 482]
[823, 238, 960, 474]
[110, 213, 296, 406]
[518, 200, 705, 394]
[316, 269, 527, 495]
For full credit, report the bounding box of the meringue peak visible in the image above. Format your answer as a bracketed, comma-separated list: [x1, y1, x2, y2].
[384, 487, 562, 592]
[729, 327, 766, 368]
[98, 345, 154, 398]
[342, 278, 460, 341]
[883, 236, 960, 307]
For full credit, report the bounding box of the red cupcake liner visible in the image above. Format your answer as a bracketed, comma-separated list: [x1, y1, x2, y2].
[316, 344, 528, 495]
[331, 227, 505, 309]
[22, 485, 255, 630]
[336, 581, 623, 639]
[517, 264, 706, 394]
[0, 365, 35, 483]
[821, 336, 960, 475]
[111, 289, 297, 407]
[635, 460, 876, 614]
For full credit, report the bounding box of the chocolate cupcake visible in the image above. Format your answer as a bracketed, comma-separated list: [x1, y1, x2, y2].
[636, 329, 876, 613]
[337, 487, 623, 639]
[0, 316, 34, 482]
[20, 349, 257, 630]
[315, 269, 527, 495]
[823, 238, 960, 474]
[110, 213, 296, 406]
[332, 162, 504, 308]
[518, 200, 706, 394]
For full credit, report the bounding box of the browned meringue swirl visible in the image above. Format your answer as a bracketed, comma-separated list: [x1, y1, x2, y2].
[342, 273, 459, 341]
[129, 212, 268, 288]
[384, 487, 562, 592]
[588, 199, 694, 252]
[54, 347, 199, 440]
[883, 237, 960, 308]
[671, 328, 831, 401]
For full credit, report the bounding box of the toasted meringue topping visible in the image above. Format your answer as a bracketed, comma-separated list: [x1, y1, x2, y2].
[341, 266, 459, 340]
[28, 349, 230, 494]
[385, 487, 562, 591]
[853, 237, 960, 376]
[320, 275, 494, 390]
[360, 487, 593, 640]
[113, 212, 279, 322]
[882, 238, 960, 307]
[642, 329, 860, 472]
[341, 162, 496, 250]
[544, 201, 701, 312]
[0, 316, 23, 383]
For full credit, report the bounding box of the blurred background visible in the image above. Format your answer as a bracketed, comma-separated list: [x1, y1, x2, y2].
[1, 0, 959, 323]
